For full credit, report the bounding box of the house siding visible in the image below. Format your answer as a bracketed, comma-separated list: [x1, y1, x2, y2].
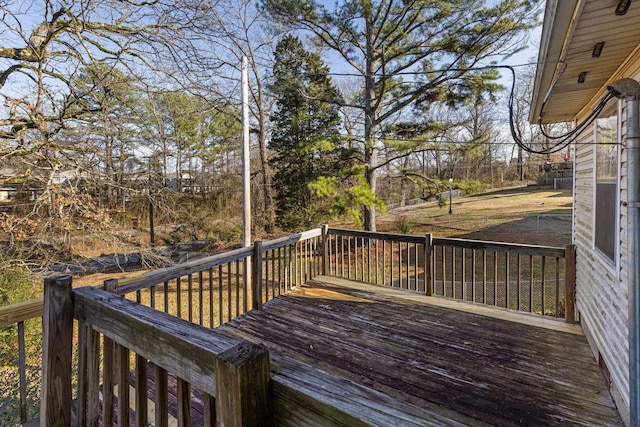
[573, 77, 636, 423]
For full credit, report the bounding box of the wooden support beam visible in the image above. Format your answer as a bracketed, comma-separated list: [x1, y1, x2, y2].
[40, 275, 73, 427]
[215, 342, 272, 427]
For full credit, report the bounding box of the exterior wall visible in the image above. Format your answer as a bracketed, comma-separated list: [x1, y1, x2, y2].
[572, 60, 640, 425]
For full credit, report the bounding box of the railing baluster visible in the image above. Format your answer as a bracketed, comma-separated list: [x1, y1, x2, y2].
[529, 254, 534, 312]
[218, 265, 224, 325]
[209, 268, 215, 328]
[398, 241, 402, 288]
[471, 249, 476, 302]
[188, 273, 193, 323]
[17, 321, 27, 425]
[382, 240, 387, 285]
[368, 237, 372, 283]
[236, 259, 241, 316]
[359, 237, 363, 281]
[199, 271, 204, 326]
[440, 246, 445, 297]
[375, 239, 380, 285]
[461, 248, 466, 301]
[505, 252, 510, 309]
[347, 236, 352, 280]
[163, 281, 169, 313]
[480, 250, 486, 304]
[517, 254, 521, 311]
[177, 378, 192, 426]
[228, 262, 233, 320]
[265, 249, 270, 302]
[413, 242, 418, 291]
[541, 256, 546, 316]
[118, 344, 130, 427]
[493, 251, 498, 306]
[271, 248, 276, 298]
[176, 277, 182, 319]
[136, 355, 148, 426]
[277, 247, 282, 295]
[155, 364, 169, 427]
[555, 257, 561, 318]
[451, 247, 456, 299]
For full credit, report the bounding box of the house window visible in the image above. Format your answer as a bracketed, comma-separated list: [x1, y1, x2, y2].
[594, 102, 620, 262]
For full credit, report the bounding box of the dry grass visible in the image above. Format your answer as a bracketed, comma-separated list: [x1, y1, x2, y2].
[377, 187, 573, 247]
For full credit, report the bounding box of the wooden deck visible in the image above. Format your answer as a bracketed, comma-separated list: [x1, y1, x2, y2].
[218, 276, 623, 426]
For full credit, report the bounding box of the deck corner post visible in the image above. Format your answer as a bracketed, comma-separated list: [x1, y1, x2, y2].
[322, 224, 329, 276]
[40, 275, 74, 427]
[564, 244, 576, 323]
[215, 342, 273, 427]
[252, 241, 263, 310]
[425, 233, 433, 296]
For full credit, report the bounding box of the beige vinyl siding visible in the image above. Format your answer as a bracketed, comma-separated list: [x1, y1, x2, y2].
[574, 90, 630, 421]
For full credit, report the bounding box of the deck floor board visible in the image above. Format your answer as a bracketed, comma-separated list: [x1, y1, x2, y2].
[218, 276, 623, 426]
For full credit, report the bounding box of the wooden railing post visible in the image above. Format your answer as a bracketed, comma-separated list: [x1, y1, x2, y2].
[215, 342, 273, 427]
[322, 224, 329, 276]
[425, 233, 433, 296]
[253, 241, 263, 310]
[40, 275, 73, 427]
[565, 244, 576, 323]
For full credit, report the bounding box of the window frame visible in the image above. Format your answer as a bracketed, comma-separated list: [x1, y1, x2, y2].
[592, 99, 621, 271]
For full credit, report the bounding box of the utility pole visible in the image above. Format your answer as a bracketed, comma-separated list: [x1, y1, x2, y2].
[242, 56, 251, 247]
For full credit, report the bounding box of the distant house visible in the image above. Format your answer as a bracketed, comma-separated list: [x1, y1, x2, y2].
[531, 1, 640, 424]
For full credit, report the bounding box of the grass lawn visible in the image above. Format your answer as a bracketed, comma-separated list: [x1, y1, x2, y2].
[376, 187, 573, 247]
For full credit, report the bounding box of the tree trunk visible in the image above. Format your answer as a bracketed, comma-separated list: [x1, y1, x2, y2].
[517, 146, 524, 181]
[363, 12, 377, 232]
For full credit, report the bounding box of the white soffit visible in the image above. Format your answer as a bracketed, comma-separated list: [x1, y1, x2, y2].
[530, 0, 640, 124]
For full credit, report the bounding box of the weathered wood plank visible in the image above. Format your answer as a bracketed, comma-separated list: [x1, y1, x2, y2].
[272, 357, 474, 427]
[219, 276, 622, 427]
[0, 298, 43, 327]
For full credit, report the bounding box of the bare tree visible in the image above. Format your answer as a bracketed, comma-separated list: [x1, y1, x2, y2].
[0, 0, 215, 254]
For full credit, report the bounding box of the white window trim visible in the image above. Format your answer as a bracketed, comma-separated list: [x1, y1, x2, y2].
[592, 98, 622, 277]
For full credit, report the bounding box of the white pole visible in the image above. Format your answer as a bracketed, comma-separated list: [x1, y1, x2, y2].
[242, 56, 251, 247]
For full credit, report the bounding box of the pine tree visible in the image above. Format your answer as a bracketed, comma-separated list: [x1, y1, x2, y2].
[269, 35, 343, 231]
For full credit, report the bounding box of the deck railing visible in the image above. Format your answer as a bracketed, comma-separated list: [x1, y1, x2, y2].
[113, 226, 324, 316]
[41, 276, 272, 426]
[326, 228, 576, 322]
[0, 226, 576, 424]
[0, 227, 324, 425]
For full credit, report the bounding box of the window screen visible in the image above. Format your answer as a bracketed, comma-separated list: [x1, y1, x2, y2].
[594, 108, 618, 262]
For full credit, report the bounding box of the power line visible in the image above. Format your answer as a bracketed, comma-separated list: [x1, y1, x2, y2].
[323, 60, 614, 155]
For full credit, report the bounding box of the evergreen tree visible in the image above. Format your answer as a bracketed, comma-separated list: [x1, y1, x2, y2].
[269, 36, 343, 231]
[263, 0, 539, 231]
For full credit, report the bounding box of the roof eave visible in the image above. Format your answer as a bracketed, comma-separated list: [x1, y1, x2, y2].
[529, 0, 581, 124]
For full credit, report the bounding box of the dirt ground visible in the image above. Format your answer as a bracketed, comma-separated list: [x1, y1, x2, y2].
[377, 187, 573, 247]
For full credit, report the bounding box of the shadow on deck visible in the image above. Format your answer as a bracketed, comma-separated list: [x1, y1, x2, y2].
[218, 276, 622, 426]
